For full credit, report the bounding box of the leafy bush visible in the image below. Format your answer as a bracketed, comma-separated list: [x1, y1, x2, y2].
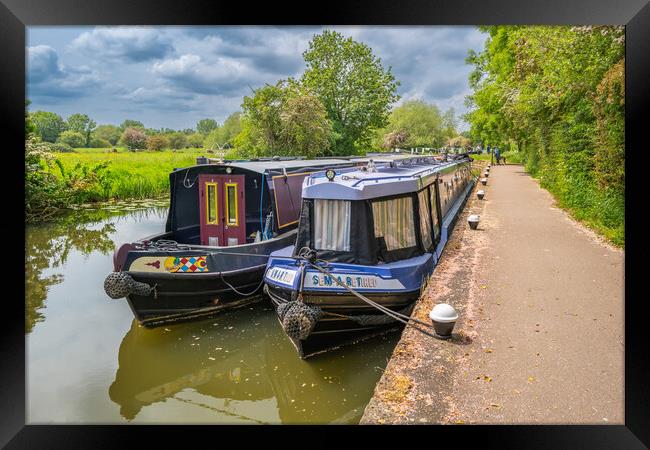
[43, 142, 75, 153]
[167, 132, 188, 150]
[89, 137, 111, 148]
[94, 124, 122, 145]
[121, 127, 147, 150]
[187, 133, 205, 148]
[25, 138, 72, 222]
[58, 130, 86, 148]
[146, 135, 168, 151]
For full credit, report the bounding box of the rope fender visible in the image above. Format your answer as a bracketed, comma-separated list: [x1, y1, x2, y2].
[104, 272, 154, 299]
[277, 301, 323, 341]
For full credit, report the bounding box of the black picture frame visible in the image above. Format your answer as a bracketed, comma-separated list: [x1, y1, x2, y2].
[4, 0, 648, 447]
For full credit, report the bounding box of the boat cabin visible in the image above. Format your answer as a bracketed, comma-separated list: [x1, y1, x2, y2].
[293, 156, 473, 265]
[164, 158, 355, 247]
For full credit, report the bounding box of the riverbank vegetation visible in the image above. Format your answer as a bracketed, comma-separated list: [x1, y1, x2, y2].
[465, 26, 624, 246]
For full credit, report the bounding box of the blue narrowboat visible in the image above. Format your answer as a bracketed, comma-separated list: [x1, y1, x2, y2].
[263, 154, 475, 358]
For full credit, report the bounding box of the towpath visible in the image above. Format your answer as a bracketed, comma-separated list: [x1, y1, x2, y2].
[361, 163, 624, 424]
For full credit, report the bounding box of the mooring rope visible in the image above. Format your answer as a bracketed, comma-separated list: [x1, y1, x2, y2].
[219, 272, 265, 297]
[292, 247, 440, 339]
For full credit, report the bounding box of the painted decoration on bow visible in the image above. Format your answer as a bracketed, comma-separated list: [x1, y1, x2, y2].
[164, 256, 209, 273]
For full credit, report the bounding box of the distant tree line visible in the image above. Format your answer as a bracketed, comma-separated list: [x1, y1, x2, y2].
[28, 109, 243, 153]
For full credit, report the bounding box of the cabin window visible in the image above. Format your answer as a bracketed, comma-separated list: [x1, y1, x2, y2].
[372, 196, 416, 251]
[429, 185, 441, 240]
[225, 183, 238, 225]
[206, 182, 218, 224]
[313, 199, 351, 251]
[418, 190, 433, 250]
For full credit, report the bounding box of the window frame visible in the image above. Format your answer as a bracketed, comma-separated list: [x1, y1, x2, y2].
[370, 193, 419, 253]
[205, 182, 219, 225]
[417, 188, 434, 252]
[224, 182, 239, 226]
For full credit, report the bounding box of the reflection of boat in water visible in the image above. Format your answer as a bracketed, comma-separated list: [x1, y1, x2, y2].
[108, 314, 273, 422]
[109, 307, 397, 423]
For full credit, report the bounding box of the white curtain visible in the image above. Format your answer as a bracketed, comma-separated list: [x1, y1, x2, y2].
[314, 199, 351, 251]
[372, 196, 416, 251]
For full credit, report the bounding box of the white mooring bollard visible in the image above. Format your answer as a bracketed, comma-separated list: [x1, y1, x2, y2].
[468, 214, 480, 230]
[429, 304, 459, 339]
[477, 190, 485, 200]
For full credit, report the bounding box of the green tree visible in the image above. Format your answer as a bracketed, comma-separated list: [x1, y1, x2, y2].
[30, 111, 66, 143]
[465, 25, 625, 245]
[239, 81, 333, 157]
[94, 125, 122, 146]
[278, 92, 332, 157]
[66, 113, 96, 147]
[441, 108, 458, 141]
[187, 133, 205, 148]
[205, 112, 243, 150]
[196, 118, 219, 135]
[58, 130, 85, 148]
[120, 119, 144, 130]
[240, 81, 286, 153]
[167, 132, 188, 150]
[301, 30, 400, 155]
[381, 100, 445, 148]
[88, 137, 111, 148]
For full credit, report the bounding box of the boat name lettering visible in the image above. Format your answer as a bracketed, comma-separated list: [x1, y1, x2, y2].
[267, 268, 297, 286]
[311, 274, 377, 288]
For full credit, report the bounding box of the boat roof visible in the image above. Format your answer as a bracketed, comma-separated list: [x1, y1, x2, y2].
[302, 156, 471, 200]
[172, 158, 352, 175]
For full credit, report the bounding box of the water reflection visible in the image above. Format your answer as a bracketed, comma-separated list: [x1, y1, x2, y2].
[25, 204, 167, 333]
[27, 202, 399, 424]
[109, 306, 399, 424]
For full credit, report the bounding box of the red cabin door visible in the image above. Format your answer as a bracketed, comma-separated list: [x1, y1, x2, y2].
[222, 174, 246, 246]
[198, 174, 246, 246]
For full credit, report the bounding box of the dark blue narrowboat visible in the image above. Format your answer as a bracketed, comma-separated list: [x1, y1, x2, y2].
[263, 154, 475, 358]
[104, 157, 357, 327]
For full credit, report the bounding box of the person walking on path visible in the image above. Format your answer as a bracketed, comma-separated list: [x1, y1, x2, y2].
[495, 146, 501, 165]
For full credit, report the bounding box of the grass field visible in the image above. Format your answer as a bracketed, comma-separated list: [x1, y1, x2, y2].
[54, 148, 210, 201]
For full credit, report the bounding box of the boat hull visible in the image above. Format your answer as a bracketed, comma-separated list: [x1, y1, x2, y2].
[115, 231, 297, 327]
[265, 282, 419, 358]
[126, 266, 267, 327]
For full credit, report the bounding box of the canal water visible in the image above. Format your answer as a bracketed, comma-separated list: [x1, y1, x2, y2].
[26, 202, 400, 424]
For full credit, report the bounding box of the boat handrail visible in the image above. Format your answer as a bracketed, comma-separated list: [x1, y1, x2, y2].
[349, 162, 458, 187]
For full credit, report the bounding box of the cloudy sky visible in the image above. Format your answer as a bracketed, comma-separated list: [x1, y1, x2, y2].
[27, 26, 486, 131]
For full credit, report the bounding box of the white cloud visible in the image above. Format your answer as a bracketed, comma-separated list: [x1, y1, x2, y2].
[69, 26, 173, 62]
[27, 45, 102, 99]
